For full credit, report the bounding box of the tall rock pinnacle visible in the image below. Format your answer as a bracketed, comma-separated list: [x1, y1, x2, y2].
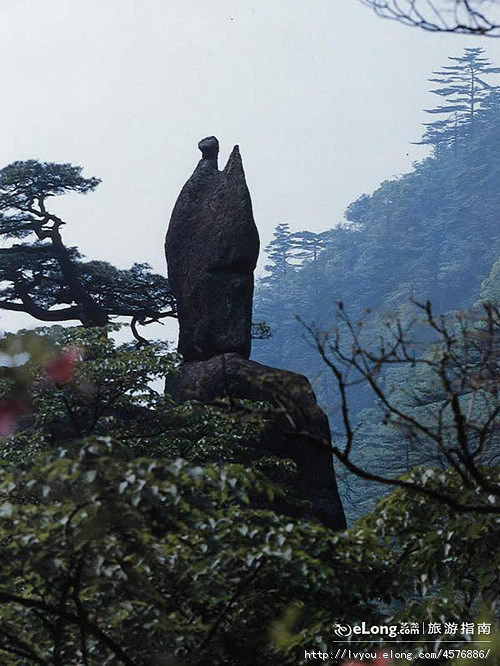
[165, 136, 260, 361]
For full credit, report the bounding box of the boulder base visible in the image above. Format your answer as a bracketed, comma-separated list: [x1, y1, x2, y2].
[167, 353, 346, 530]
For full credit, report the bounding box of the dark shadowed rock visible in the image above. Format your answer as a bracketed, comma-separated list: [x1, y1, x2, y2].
[165, 137, 259, 362]
[167, 353, 347, 530]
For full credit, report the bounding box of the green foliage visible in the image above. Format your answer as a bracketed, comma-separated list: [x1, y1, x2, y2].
[0, 325, 497, 664]
[0, 326, 258, 467]
[0, 328, 384, 664]
[79, 260, 175, 320]
[365, 466, 499, 633]
[0, 444, 496, 664]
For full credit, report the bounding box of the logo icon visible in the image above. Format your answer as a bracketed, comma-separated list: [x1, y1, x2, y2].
[333, 623, 352, 637]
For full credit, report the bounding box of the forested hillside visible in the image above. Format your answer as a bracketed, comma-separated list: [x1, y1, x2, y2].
[253, 49, 500, 519]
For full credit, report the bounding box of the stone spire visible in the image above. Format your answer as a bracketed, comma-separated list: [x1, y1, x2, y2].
[165, 136, 259, 361]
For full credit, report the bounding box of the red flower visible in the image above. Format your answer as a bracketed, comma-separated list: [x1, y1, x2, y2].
[0, 399, 30, 436]
[45, 348, 81, 384]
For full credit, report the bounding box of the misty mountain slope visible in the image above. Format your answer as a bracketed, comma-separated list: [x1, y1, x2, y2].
[252, 95, 500, 520]
[252, 96, 500, 393]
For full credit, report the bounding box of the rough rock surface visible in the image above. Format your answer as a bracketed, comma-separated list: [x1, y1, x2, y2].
[165, 136, 259, 362]
[167, 353, 347, 530]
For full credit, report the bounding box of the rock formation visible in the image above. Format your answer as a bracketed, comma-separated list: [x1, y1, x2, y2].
[165, 136, 259, 362]
[167, 353, 346, 529]
[165, 137, 346, 530]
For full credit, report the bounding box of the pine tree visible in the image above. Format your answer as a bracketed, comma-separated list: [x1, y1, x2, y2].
[263, 223, 294, 288]
[418, 47, 500, 150]
[0, 160, 175, 338]
[291, 230, 331, 265]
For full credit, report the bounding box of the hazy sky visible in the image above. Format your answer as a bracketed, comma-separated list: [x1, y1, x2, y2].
[1, 0, 500, 334]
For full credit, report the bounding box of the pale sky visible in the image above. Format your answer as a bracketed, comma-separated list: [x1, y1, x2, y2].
[1, 0, 500, 335]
